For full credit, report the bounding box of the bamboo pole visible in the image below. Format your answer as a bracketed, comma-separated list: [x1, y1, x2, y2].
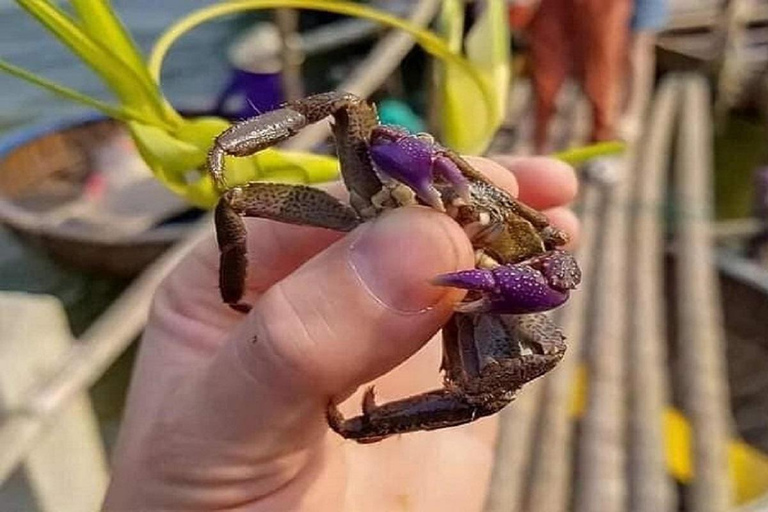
[674, 73, 733, 512]
[506, 95, 590, 512]
[663, 3, 767, 33]
[0, 293, 108, 512]
[713, 0, 752, 125]
[483, 382, 544, 512]
[522, 181, 601, 512]
[283, 0, 441, 150]
[485, 79, 531, 154]
[483, 89, 589, 512]
[711, 218, 762, 241]
[626, 76, 679, 512]
[573, 136, 635, 512]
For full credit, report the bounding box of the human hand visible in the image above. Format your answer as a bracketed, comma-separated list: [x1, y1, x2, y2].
[104, 156, 579, 511]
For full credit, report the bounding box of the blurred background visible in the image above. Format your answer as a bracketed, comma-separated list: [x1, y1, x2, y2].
[0, 0, 767, 511]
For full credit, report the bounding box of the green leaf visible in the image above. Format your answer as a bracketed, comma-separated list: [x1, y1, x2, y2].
[465, 0, 510, 125]
[15, 0, 169, 124]
[437, 0, 510, 154]
[553, 141, 627, 166]
[0, 57, 144, 123]
[148, 0, 496, 134]
[257, 149, 339, 183]
[439, 0, 464, 52]
[128, 116, 340, 208]
[127, 122, 206, 179]
[70, 0, 148, 78]
[2, 0, 345, 209]
[69, 0, 181, 125]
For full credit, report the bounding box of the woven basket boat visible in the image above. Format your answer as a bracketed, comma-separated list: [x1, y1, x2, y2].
[0, 116, 198, 277]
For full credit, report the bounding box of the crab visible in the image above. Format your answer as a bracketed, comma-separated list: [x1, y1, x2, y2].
[208, 91, 581, 443]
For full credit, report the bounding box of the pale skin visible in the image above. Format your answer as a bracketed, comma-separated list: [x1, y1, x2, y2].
[104, 156, 579, 511]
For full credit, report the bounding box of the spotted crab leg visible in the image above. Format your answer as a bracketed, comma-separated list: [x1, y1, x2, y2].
[327, 313, 566, 443]
[215, 184, 361, 312]
[208, 92, 386, 312]
[208, 91, 383, 215]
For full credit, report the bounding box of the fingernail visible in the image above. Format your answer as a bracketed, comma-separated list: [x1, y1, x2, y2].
[348, 208, 463, 313]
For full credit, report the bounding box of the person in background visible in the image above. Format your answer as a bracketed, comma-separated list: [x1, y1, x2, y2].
[510, 0, 666, 153]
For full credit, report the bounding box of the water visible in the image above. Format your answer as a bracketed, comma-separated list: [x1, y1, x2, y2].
[0, 0, 240, 124]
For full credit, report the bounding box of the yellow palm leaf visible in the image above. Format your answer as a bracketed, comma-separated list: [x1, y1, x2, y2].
[436, 0, 510, 154]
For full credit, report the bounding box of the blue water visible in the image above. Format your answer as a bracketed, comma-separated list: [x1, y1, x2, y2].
[0, 0, 240, 126]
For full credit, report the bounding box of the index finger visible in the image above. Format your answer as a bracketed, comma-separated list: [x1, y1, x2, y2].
[488, 155, 578, 209]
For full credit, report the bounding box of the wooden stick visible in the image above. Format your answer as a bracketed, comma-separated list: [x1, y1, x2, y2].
[484, 90, 590, 512]
[711, 218, 762, 241]
[674, 73, 734, 512]
[663, 3, 767, 33]
[0, 218, 211, 484]
[626, 76, 679, 512]
[713, 0, 752, 126]
[0, 293, 108, 511]
[274, 8, 305, 102]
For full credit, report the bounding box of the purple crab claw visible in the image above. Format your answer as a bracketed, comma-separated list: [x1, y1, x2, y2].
[368, 125, 470, 210]
[524, 250, 582, 291]
[433, 250, 581, 314]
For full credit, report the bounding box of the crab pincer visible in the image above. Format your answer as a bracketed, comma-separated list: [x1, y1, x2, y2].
[433, 250, 581, 314]
[368, 125, 471, 210]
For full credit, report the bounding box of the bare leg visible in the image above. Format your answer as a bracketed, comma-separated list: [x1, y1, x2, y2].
[528, 0, 573, 153]
[621, 31, 657, 138]
[579, 0, 632, 142]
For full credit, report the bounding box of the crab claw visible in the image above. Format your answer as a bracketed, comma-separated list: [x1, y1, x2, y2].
[433, 251, 581, 314]
[525, 250, 582, 291]
[369, 126, 470, 211]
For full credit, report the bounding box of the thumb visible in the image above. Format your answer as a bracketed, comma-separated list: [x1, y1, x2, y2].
[141, 207, 473, 505]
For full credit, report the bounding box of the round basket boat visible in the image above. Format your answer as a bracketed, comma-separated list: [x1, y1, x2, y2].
[0, 115, 200, 277]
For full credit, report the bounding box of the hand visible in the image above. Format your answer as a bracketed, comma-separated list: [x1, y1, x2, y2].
[104, 156, 579, 511]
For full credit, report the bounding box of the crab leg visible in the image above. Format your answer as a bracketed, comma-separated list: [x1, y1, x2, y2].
[327, 313, 566, 443]
[327, 386, 498, 444]
[327, 314, 508, 444]
[215, 182, 362, 312]
[208, 91, 387, 312]
[207, 91, 383, 215]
